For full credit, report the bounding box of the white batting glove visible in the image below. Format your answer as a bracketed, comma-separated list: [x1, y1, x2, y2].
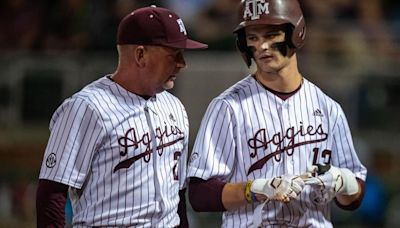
[304, 165, 359, 204]
[251, 174, 305, 202]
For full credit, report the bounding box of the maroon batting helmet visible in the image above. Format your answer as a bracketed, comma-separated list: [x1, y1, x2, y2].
[234, 0, 306, 66]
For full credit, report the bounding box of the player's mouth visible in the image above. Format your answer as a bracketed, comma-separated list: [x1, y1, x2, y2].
[259, 52, 273, 59]
[258, 54, 274, 62]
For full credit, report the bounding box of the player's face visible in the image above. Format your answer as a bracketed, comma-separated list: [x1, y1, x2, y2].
[245, 24, 290, 73]
[147, 46, 186, 93]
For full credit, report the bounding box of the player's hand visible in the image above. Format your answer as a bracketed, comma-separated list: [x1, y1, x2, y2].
[251, 174, 305, 203]
[304, 165, 359, 204]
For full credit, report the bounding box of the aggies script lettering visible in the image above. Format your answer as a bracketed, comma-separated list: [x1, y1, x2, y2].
[247, 122, 328, 175]
[113, 125, 184, 172]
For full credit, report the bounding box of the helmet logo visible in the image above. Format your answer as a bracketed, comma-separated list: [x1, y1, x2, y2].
[243, 0, 269, 20]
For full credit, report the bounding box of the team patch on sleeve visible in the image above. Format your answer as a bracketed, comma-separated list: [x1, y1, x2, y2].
[46, 153, 57, 168]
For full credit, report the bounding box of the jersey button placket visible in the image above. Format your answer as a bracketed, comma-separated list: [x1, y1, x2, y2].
[288, 102, 296, 171]
[281, 102, 292, 174]
[144, 101, 164, 223]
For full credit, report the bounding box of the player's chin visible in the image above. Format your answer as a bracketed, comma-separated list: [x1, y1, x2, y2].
[258, 61, 280, 73]
[256, 57, 275, 67]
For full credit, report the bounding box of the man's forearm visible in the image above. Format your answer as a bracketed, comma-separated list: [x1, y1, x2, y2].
[177, 189, 188, 228]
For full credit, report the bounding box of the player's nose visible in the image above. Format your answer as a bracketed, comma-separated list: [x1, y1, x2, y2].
[260, 40, 271, 50]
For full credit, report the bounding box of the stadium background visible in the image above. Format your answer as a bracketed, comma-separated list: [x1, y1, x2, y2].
[0, 0, 399, 227]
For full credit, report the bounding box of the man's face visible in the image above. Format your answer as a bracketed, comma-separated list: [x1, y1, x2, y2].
[245, 24, 290, 73]
[146, 46, 186, 93]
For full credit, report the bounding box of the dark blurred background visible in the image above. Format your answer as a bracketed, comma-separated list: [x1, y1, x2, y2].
[0, 0, 399, 227]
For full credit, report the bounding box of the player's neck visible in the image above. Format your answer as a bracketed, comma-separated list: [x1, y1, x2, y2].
[255, 58, 302, 93]
[255, 71, 302, 93]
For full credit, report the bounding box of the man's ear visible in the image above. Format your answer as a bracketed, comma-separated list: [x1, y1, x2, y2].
[134, 45, 146, 67]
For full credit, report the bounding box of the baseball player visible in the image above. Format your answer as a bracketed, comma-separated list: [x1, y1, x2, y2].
[187, 0, 367, 227]
[36, 6, 207, 228]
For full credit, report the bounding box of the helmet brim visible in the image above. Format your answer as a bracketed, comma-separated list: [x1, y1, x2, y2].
[233, 17, 290, 33]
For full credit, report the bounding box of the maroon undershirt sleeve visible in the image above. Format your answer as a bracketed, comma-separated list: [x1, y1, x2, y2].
[188, 177, 227, 212]
[335, 178, 366, 210]
[36, 179, 69, 228]
[177, 189, 188, 228]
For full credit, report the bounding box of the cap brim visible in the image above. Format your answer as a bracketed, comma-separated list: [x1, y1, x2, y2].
[184, 39, 208, 49]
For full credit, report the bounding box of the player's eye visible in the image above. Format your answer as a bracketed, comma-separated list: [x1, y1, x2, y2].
[264, 33, 278, 39]
[247, 36, 257, 42]
[265, 31, 285, 41]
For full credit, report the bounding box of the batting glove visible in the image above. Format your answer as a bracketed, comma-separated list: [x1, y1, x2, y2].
[251, 174, 305, 203]
[304, 165, 359, 204]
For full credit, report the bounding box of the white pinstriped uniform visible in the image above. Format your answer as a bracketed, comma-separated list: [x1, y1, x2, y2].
[187, 75, 367, 228]
[39, 75, 189, 227]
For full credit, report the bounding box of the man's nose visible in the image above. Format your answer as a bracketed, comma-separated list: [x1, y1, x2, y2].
[176, 53, 186, 68]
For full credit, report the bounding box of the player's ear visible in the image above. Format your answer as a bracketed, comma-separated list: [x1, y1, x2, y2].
[134, 45, 146, 68]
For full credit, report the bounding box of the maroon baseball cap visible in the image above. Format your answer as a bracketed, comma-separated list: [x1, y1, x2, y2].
[117, 5, 208, 49]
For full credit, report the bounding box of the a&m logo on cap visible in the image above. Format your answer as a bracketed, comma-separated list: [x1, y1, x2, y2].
[243, 0, 269, 20]
[176, 18, 187, 35]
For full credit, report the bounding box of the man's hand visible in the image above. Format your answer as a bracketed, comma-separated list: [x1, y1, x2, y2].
[251, 175, 305, 203]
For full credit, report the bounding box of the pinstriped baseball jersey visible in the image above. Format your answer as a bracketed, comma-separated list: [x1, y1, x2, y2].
[187, 75, 367, 228]
[39, 75, 189, 227]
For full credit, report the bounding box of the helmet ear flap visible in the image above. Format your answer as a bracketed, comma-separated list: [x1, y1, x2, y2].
[235, 29, 253, 68]
[291, 16, 306, 48]
[284, 25, 296, 49]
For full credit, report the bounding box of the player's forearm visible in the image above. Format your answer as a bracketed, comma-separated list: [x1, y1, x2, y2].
[221, 182, 248, 210]
[336, 193, 360, 205]
[335, 178, 365, 210]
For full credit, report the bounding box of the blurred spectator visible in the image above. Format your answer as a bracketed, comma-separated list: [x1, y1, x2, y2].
[0, 0, 42, 50]
[40, 0, 90, 51]
[356, 0, 397, 63]
[301, 0, 398, 73]
[165, 0, 213, 27]
[11, 180, 35, 221]
[354, 148, 397, 227]
[382, 0, 400, 21]
[300, 0, 366, 83]
[302, 0, 356, 22]
[190, 0, 239, 50]
[356, 175, 388, 227]
[86, 0, 140, 50]
[386, 194, 400, 227]
[0, 184, 12, 218]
